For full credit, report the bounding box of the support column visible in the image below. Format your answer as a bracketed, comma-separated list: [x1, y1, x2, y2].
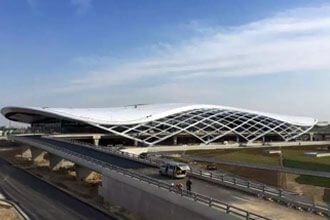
[236, 136, 239, 143]
[93, 135, 101, 146]
[262, 136, 265, 144]
[30, 147, 46, 163]
[75, 164, 97, 181]
[309, 133, 314, 141]
[21, 147, 32, 159]
[173, 136, 178, 145]
[49, 153, 74, 171]
[134, 140, 138, 147]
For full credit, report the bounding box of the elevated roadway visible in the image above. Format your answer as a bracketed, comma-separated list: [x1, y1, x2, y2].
[131, 166, 325, 220]
[11, 136, 327, 220]
[25, 136, 146, 169]
[12, 136, 245, 220]
[0, 157, 114, 220]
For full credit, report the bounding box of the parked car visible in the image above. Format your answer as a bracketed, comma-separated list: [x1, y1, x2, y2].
[159, 162, 190, 178]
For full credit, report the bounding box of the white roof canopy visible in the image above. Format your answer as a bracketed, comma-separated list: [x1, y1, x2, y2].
[1, 103, 317, 126]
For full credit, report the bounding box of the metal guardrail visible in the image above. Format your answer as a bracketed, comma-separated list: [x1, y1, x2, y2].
[14, 136, 269, 220]
[189, 170, 330, 215]
[48, 137, 163, 167]
[0, 198, 30, 220]
[52, 137, 330, 217]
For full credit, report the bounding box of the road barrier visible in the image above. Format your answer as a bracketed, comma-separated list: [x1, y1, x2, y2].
[12, 136, 270, 220]
[51, 137, 330, 217]
[0, 198, 30, 220]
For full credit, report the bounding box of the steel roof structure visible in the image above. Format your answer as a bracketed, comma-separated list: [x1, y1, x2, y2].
[1, 103, 317, 146]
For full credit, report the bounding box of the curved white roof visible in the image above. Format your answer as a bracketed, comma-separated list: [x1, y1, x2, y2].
[1, 103, 317, 126]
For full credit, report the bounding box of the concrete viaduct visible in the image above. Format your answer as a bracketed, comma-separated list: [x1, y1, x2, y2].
[11, 135, 243, 220]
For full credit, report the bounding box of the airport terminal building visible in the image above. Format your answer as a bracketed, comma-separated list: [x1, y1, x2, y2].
[1, 103, 318, 146]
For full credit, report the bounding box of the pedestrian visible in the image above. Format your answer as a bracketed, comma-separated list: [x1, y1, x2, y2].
[186, 178, 192, 192]
[176, 182, 183, 193]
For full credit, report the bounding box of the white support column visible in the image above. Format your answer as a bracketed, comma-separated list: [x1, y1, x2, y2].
[134, 140, 138, 147]
[30, 147, 46, 163]
[49, 153, 74, 171]
[309, 133, 314, 141]
[173, 136, 177, 145]
[93, 135, 101, 146]
[262, 136, 265, 144]
[236, 136, 239, 143]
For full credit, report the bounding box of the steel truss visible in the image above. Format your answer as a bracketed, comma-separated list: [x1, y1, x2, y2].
[94, 108, 313, 146]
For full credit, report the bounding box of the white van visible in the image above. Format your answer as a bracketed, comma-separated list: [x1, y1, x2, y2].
[159, 162, 190, 178]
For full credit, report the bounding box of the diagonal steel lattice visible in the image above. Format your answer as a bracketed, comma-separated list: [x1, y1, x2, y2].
[95, 108, 313, 146]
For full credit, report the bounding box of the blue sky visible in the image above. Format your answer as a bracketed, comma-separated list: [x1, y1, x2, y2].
[1, 0, 330, 126]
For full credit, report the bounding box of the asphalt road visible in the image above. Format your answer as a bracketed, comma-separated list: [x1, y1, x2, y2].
[27, 136, 146, 169]
[0, 157, 114, 220]
[132, 167, 325, 220]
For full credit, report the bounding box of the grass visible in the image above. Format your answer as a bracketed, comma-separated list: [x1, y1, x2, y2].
[186, 147, 330, 188]
[187, 147, 330, 172]
[187, 149, 280, 165]
[295, 175, 330, 188]
[282, 150, 330, 172]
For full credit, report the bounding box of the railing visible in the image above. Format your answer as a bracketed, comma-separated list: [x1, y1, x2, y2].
[13, 136, 269, 220]
[48, 137, 163, 167]
[0, 198, 30, 220]
[51, 137, 330, 217]
[189, 169, 330, 215]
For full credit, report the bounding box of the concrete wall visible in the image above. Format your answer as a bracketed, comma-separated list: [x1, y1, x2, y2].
[99, 170, 237, 220]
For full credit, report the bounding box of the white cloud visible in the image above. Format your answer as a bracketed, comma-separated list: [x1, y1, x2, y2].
[70, 0, 92, 15]
[59, 4, 330, 93]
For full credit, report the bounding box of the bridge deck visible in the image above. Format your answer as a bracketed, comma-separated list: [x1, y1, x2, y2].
[12, 136, 327, 220]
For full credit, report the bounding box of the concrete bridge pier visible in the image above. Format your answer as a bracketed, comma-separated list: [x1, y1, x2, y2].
[20, 147, 32, 159]
[49, 154, 74, 171]
[75, 164, 97, 181]
[30, 147, 46, 163]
